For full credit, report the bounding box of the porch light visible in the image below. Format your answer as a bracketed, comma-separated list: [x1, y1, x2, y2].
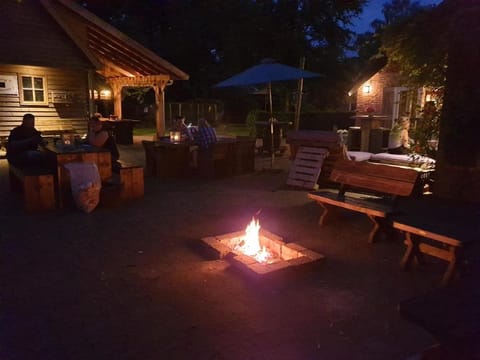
[99, 89, 112, 100]
[362, 84, 372, 94]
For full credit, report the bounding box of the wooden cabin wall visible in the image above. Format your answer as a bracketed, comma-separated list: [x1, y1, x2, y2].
[0, 64, 89, 138]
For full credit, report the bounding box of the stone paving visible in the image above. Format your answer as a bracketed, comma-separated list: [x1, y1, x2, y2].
[0, 137, 447, 360]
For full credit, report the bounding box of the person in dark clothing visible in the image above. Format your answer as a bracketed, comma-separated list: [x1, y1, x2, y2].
[87, 115, 121, 172]
[6, 113, 50, 168]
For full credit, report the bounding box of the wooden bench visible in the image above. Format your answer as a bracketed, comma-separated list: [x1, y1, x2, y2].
[308, 160, 420, 243]
[9, 164, 56, 212]
[392, 198, 478, 286]
[118, 161, 144, 201]
[100, 161, 144, 206]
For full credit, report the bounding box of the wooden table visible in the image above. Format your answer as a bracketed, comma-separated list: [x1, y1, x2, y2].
[143, 137, 255, 179]
[43, 143, 112, 207]
[100, 118, 140, 144]
[147, 138, 197, 178]
[351, 115, 388, 152]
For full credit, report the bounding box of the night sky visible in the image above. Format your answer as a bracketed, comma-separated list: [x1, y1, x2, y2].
[351, 0, 443, 34]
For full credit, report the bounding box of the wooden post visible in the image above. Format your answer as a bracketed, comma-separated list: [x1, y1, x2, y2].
[111, 83, 122, 118]
[87, 70, 95, 117]
[153, 84, 165, 139]
[294, 57, 305, 131]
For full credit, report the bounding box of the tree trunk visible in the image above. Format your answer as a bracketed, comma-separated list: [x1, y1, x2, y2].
[435, 0, 480, 202]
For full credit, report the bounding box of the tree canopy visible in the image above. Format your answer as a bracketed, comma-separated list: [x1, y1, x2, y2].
[354, 0, 446, 88]
[77, 0, 366, 109]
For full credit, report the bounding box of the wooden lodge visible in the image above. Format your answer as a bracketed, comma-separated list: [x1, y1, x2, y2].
[0, 0, 188, 139]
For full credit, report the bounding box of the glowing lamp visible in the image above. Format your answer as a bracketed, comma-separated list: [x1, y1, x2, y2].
[170, 131, 181, 142]
[99, 89, 112, 100]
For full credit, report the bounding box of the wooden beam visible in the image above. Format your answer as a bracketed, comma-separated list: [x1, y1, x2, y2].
[52, 0, 189, 80]
[108, 75, 169, 87]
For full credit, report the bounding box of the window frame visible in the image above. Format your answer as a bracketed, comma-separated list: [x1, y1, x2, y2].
[19, 74, 48, 105]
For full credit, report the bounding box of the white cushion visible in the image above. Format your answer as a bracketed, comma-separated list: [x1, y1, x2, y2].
[347, 151, 373, 162]
[369, 152, 435, 168]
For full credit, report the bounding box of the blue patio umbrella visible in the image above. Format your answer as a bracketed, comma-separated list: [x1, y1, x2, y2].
[215, 59, 322, 167]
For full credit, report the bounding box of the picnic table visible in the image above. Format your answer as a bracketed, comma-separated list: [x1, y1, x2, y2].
[393, 196, 479, 286]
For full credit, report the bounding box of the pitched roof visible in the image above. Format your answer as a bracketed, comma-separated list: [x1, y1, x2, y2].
[348, 56, 388, 95]
[40, 0, 188, 81]
[0, 0, 93, 69]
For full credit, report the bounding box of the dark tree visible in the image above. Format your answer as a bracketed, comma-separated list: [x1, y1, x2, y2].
[77, 0, 366, 109]
[435, 0, 480, 201]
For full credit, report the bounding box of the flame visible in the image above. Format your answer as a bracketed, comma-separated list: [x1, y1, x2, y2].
[234, 218, 272, 263]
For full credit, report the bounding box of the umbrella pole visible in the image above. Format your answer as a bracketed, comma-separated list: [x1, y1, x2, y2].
[268, 82, 275, 168]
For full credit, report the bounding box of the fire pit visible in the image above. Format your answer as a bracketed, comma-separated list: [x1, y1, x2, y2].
[201, 218, 324, 276]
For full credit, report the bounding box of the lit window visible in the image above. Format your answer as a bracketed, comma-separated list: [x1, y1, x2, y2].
[20, 75, 47, 105]
[362, 84, 372, 94]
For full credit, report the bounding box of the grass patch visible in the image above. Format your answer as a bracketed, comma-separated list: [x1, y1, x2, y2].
[133, 123, 252, 138]
[133, 127, 156, 136]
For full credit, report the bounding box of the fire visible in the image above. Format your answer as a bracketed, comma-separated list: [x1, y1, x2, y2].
[234, 218, 273, 263]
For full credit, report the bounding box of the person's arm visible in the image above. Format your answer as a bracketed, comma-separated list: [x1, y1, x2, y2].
[401, 129, 410, 148]
[87, 129, 108, 147]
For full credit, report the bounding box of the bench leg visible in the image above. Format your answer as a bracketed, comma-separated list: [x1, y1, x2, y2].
[366, 215, 381, 244]
[317, 202, 339, 226]
[401, 232, 425, 270]
[441, 246, 461, 287]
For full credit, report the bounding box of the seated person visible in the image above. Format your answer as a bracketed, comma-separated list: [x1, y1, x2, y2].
[172, 115, 193, 142]
[6, 113, 51, 169]
[87, 115, 121, 172]
[194, 118, 217, 150]
[388, 117, 411, 154]
[191, 118, 217, 168]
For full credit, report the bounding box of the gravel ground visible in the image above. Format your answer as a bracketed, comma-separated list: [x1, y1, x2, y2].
[0, 137, 444, 360]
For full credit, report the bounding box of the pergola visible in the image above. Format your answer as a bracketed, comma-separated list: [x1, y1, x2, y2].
[41, 0, 189, 138]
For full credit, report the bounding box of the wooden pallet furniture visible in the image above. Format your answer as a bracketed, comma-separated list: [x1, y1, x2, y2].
[9, 164, 56, 212]
[287, 146, 329, 190]
[392, 200, 478, 286]
[307, 160, 420, 243]
[286, 130, 348, 184]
